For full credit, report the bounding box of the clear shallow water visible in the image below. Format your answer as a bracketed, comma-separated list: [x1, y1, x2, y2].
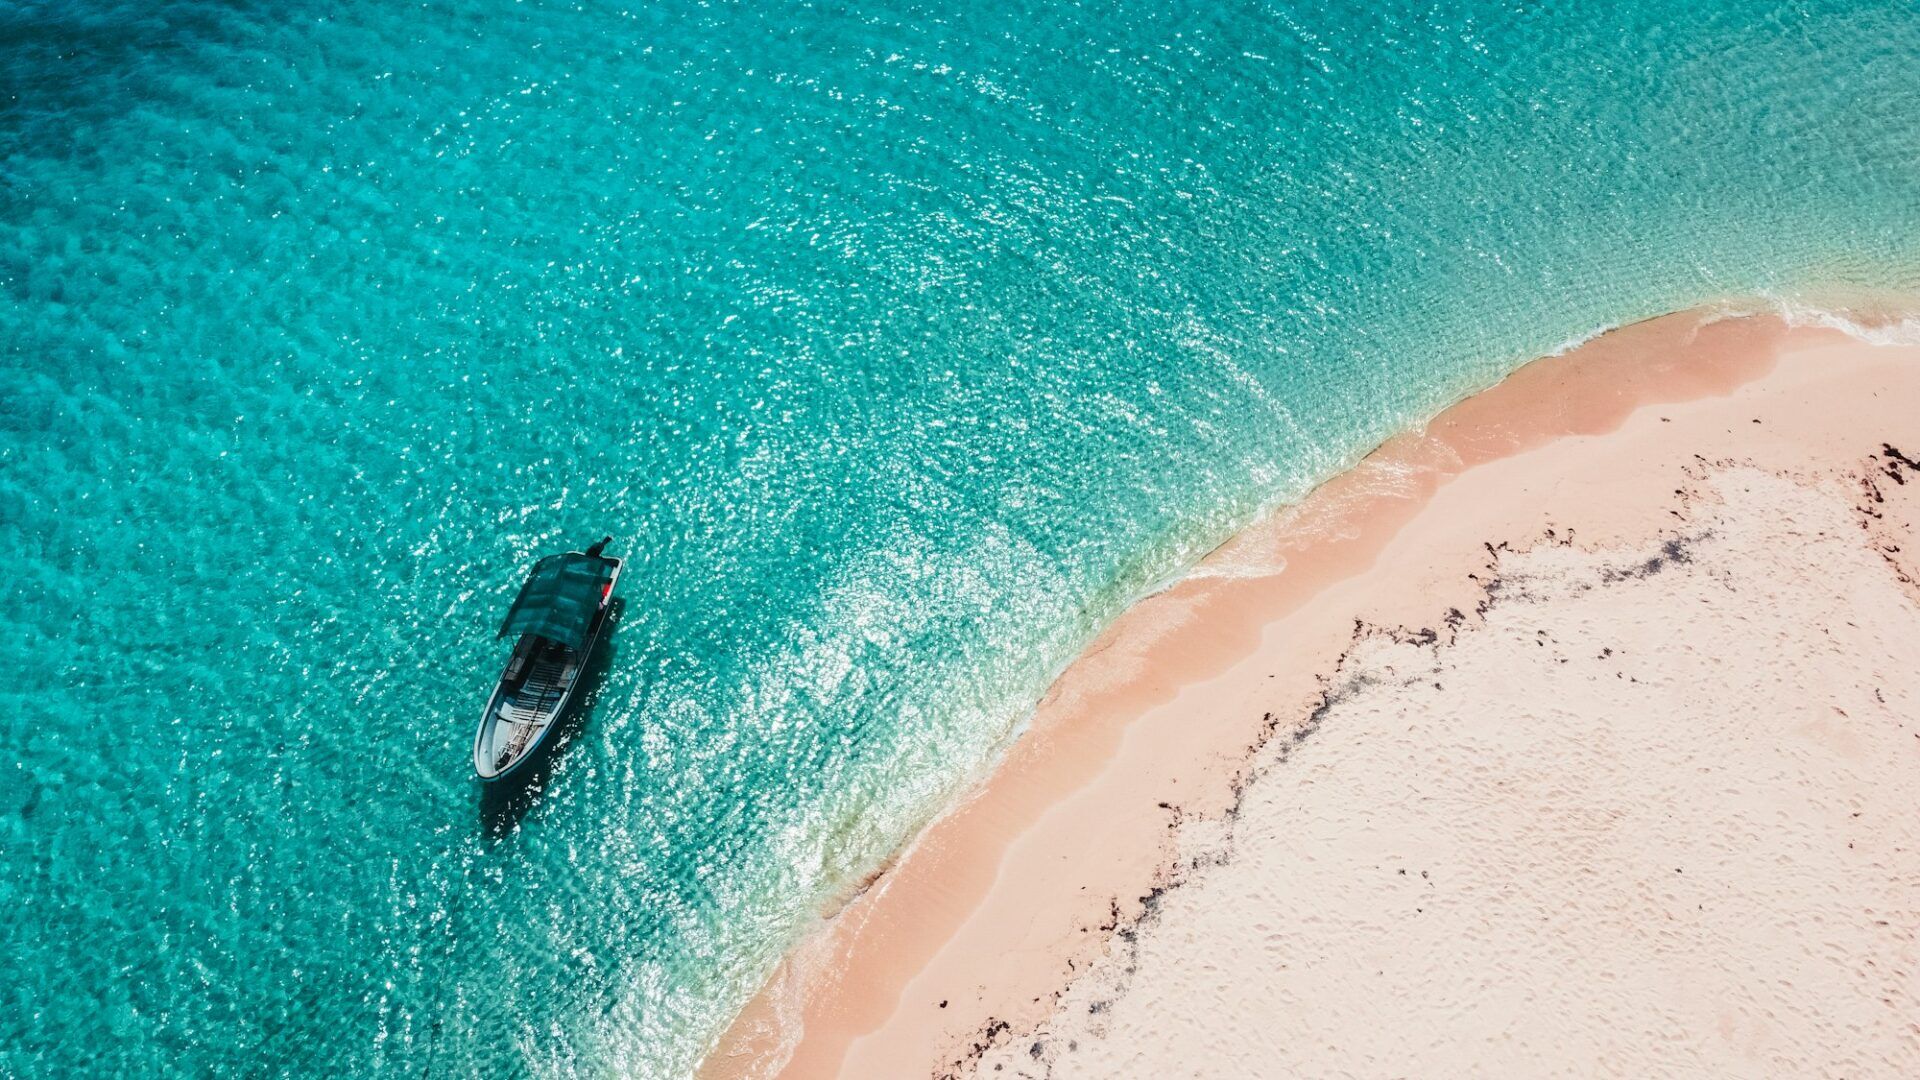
[4, 0, 1919, 1074]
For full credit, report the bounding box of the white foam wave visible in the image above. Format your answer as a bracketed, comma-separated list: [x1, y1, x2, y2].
[1728, 292, 1920, 347]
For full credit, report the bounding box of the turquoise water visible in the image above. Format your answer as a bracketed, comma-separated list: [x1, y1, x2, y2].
[5, 0, 1919, 1074]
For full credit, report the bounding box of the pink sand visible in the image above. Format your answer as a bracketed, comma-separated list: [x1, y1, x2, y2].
[702, 310, 1920, 1078]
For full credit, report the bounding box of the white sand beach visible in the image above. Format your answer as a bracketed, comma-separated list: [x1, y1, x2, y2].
[703, 310, 1920, 1079]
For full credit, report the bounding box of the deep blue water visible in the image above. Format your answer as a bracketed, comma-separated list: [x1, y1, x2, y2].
[4, 0, 1919, 1075]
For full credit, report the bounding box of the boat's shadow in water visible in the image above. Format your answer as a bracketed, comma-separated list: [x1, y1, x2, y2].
[479, 597, 624, 839]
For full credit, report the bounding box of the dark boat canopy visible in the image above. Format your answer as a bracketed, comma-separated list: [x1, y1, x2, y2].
[497, 553, 615, 650]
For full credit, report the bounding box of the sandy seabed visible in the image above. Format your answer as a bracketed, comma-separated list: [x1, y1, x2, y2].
[703, 309, 1920, 1079]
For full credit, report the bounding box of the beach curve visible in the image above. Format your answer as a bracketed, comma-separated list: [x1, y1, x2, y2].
[699, 304, 1920, 1078]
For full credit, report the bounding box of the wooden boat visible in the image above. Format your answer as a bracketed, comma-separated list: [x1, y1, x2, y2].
[474, 538, 621, 782]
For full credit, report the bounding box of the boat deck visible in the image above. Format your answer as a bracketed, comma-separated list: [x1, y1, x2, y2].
[478, 641, 583, 775]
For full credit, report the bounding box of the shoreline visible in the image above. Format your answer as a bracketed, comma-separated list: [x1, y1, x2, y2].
[700, 305, 1920, 1078]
